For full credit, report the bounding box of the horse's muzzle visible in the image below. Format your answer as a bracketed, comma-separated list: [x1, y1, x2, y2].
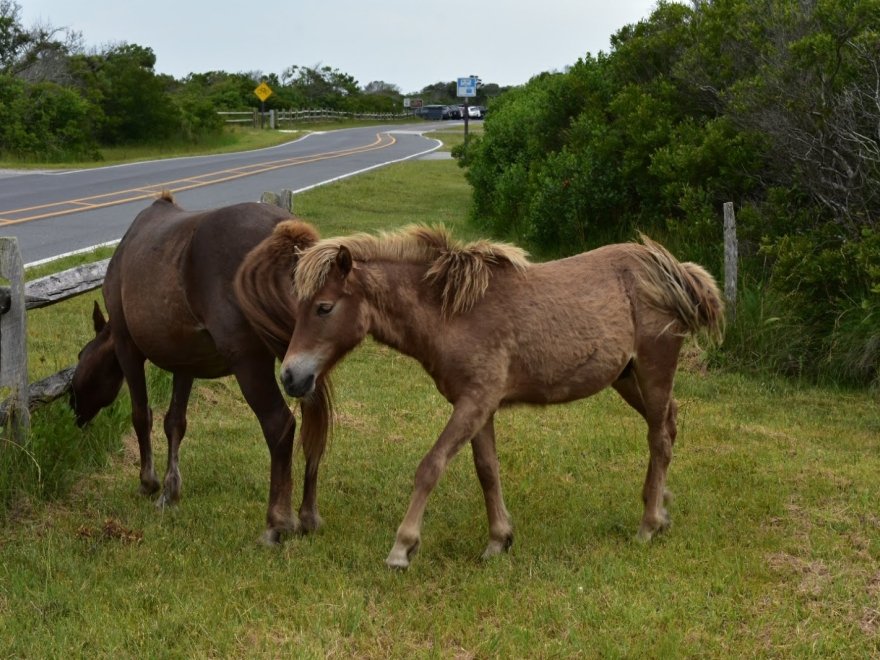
[280, 365, 315, 398]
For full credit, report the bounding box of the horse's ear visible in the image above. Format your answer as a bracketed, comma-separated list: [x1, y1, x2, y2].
[336, 246, 353, 279]
[91, 301, 107, 334]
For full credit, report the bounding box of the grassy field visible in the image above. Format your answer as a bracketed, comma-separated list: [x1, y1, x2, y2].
[2, 149, 879, 657]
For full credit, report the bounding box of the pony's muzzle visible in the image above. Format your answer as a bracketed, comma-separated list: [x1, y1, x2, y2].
[280, 357, 318, 398]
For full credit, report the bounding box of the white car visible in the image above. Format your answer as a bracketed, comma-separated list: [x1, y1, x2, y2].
[466, 106, 482, 119]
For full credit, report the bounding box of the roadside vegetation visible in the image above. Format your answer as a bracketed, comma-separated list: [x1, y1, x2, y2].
[0, 0, 507, 166]
[458, 0, 880, 389]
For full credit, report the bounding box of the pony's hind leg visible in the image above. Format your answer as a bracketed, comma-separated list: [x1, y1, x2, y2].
[157, 374, 194, 508]
[472, 415, 513, 559]
[115, 337, 159, 496]
[613, 362, 676, 541]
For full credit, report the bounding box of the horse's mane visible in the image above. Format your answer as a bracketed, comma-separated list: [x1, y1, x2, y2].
[295, 225, 531, 316]
[235, 220, 321, 357]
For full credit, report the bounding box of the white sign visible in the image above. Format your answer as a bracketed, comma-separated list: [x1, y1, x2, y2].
[457, 76, 477, 98]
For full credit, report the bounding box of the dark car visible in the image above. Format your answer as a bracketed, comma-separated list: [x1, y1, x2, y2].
[420, 105, 446, 120]
[443, 105, 461, 120]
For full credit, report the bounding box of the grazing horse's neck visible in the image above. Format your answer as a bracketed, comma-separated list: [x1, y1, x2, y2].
[360, 260, 441, 363]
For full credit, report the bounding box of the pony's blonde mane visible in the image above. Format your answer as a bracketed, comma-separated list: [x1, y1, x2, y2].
[295, 225, 530, 316]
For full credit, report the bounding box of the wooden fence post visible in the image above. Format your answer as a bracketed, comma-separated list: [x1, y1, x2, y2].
[260, 190, 294, 214]
[723, 202, 738, 321]
[0, 237, 31, 441]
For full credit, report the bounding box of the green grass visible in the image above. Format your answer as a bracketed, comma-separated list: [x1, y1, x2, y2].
[2, 158, 880, 657]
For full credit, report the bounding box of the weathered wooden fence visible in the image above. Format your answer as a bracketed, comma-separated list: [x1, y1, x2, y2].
[218, 108, 413, 128]
[0, 191, 296, 438]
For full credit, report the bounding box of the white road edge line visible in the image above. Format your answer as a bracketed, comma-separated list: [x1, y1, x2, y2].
[24, 134, 444, 268]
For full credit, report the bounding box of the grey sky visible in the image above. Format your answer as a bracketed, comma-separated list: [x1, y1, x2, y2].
[21, 1, 662, 94]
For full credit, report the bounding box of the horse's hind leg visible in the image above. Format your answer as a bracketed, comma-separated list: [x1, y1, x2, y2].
[115, 337, 159, 495]
[472, 415, 513, 559]
[614, 359, 678, 541]
[232, 359, 299, 544]
[157, 374, 194, 508]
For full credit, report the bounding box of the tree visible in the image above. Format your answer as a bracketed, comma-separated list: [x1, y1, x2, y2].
[70, 43, 181, 144]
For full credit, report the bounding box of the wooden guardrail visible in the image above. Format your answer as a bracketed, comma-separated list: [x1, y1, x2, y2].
[218, 108, 414, 128]
[0, 191, 296, 437]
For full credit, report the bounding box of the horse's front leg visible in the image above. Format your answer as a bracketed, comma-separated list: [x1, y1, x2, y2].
[471, 415, 513, 559]
[386, 398, 493, 570]
[296, 382, 331, 533]
[156, 374, 194, 508]
[114, 338, 159, 495]
[233, 360, 299, 544]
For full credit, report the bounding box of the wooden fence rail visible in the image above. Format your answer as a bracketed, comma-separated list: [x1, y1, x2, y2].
[218, 108, 414, 128]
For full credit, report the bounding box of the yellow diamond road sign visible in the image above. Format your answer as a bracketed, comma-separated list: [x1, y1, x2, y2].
[254, 82, 273, 102]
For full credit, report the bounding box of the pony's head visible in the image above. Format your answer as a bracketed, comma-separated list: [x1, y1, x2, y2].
[69, 301, 124, 427]
[280, 245, 367, 398]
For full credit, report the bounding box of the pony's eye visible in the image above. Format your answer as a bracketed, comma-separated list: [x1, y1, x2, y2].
[316, 302, 334, 317]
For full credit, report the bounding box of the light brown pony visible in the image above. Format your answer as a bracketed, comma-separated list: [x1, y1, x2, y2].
[70, 193, 332, 543]
[269, 225, 723, 568]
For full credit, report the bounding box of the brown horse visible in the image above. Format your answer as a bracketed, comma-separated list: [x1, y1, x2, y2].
[70, 192, 332, 543]
[260, 225, 723, 568]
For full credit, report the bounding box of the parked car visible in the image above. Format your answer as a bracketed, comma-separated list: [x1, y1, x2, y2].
[443, 105, 461, 120]
[466, 105, 482, 119]
[420, 105, 446, 120]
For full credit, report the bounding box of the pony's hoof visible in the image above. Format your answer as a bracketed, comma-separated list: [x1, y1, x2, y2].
[155, 492, 178, 510]
[261, 521, 300, 546]
[298, 511, 324, 534]
[139, 480, 161, 496]
[635, 516, 671, 543]
[385, 539, 420, 570]
[481, 534, 513, 560]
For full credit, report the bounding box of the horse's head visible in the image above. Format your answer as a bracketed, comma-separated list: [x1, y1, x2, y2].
[280, 246, 367, 398]
[69, 301, 124, 427]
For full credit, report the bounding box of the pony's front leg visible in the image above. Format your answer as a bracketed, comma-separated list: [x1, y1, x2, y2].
[233, 361, 299, 544]
[296, 383, 331, 533]
[386, 399, 492, 570]
[156, 374, 194, 508]
[471, 415, 513, 559]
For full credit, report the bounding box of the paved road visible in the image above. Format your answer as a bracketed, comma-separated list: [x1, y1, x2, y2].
[0, 123, 443, 264]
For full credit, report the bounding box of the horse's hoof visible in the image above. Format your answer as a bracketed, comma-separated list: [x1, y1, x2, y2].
[635, 527, 654, 544]
[298, 511, 324, 534]
[261, 529, 283, 546]
[481, 534, 514, 560]
[139, 480, 160, 496]
[154, 493, 178, 510]
[385, 539, 420, 570]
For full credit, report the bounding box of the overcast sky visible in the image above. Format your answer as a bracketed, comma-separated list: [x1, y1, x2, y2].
[20, 1, 663, 94]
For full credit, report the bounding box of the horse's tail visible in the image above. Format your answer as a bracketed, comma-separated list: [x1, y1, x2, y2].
[234, 220, 320, 359]
[299, 376, 334, 474]
[633, 234, 725, 345]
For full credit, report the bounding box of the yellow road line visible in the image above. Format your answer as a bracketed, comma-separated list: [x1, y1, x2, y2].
[0, 133, 395, 226]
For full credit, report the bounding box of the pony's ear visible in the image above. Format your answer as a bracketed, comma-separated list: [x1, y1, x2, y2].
[336, 246, 353, 279]
[91, 301, 107, 334]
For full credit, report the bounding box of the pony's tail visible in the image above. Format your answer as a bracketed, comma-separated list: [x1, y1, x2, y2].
[634, 234, 726, 345]
[299, 376, 334, 475]
[234, 220, 320, 359]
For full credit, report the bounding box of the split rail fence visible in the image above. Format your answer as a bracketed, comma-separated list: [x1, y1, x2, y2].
[219, 108, 413, 129]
